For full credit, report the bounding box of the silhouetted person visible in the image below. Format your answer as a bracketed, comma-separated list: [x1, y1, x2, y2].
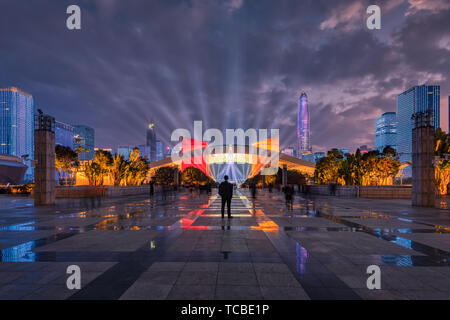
[283, 184, 294, 210]
[219, 175, 233, 219]
[250, 182, 257, 198]
[329, 183, 337, 196]
[149, 181, 154, 197]
[268, 183, 273, 193]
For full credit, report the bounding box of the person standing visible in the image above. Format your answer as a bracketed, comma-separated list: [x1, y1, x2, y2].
[219, 175, 234, 219]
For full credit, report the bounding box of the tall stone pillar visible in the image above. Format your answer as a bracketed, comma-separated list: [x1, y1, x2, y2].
[34, 114, 55, 206]
[174, 167, 179, 186]
[412, 112, 435, 207]
[282, 164, 287, 187]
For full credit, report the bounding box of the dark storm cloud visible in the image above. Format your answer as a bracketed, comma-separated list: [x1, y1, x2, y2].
[0, 0, 449, 152]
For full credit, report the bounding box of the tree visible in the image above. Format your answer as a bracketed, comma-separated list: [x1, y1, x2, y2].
[153, 166, 177, 185]
[110, 154, 127, 186]
[93, 149, 113, 186]
[74, 136, 90, 159]
[435, 128, 450, 194]
[55, 145, 78, 185]
[181, 167, 213, 185]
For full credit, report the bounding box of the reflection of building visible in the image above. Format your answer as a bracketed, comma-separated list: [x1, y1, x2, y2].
[156, 140, 164, 161]
[397, 85, 440, 163]
[375, 112, 397, 153]
[146, 123, 156, 162]
[313, 152, 325, 163]
[55, 121, 74, 149]
[74, 125, 95, 160]
[0, 87, 34, 182]
[297, 92, 311, 156]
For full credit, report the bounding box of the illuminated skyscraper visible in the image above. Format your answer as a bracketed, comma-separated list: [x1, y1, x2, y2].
[297, 92, 311, 157]
[146, 123, 156, 162]
[397, 85, 440, 163]
[0, 87, 34, 182]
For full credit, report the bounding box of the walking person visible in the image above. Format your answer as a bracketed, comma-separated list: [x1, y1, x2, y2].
[250, 182, 257, 199]
[219, 175, 234, 219]
[283, 184, 294, 210]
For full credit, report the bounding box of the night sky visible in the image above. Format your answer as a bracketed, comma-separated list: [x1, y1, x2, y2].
[1, 0, 449, 153]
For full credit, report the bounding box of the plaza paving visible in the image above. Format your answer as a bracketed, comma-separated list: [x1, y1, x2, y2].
[0, 189, 449, 300]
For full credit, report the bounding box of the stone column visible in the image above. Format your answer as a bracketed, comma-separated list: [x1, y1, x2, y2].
[412, 112, 435, 207]
[282, 164, 287, 187]
[34, 114, 55, 206]
[174, 167, 179, 186]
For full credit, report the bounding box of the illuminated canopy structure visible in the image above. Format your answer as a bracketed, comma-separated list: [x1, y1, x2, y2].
[149, 137, 315, 185]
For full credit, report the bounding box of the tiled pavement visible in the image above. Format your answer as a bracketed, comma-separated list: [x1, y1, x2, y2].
[0, 189, 449, 300]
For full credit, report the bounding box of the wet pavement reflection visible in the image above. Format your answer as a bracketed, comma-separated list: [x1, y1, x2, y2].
[0, 189, 449, 300]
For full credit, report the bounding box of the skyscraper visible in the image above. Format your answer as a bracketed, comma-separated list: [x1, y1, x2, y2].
[375, 112, 397, 153]
[0, 87, 34, 182]
[297, 92, 311, 157]
[74, 125, 95, 160]
[397, 85, 440, 163]
[146, 123, 156, 162]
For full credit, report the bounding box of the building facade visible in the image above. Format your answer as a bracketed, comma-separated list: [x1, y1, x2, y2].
[397, 85, 440, 163]
[156, 140, 164, 161]
[297, 92, 311, 157]
[74, 125, 95, 160]
[375, 112, 397, 153]
[55, 121, 74, 149]
[146, 123, 156, 162]
[0, 87, 34, 182]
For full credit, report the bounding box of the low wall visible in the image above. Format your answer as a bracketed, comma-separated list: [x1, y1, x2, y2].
[307, 185, 412, 199]
[56, 185, 151, 198]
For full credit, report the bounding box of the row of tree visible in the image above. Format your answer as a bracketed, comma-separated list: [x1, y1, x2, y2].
[242, 168, 307, 187]
[150, 166, 214, 185]
[314, 147, 400, 186]
[55, 146, 149, 186]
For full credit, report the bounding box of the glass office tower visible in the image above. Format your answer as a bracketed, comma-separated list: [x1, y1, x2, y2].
[0, 87, 34, 182]
[74, 125, 95, 160]
[397, 85, 440, 163]
[375, 112, 397, 153]
[55, 121, 74, 149]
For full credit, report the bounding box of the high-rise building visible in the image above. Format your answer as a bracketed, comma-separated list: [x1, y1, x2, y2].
[146, 123, 156, 162]
[375, 112, 397, 153]
[55, 121, 74, 149]
[74, 125, 95, 160]
[297, 92, 311, 157]
[397, 85, 440, 163]
[0, 87, 34, 182]
[156, 140, 164, 161]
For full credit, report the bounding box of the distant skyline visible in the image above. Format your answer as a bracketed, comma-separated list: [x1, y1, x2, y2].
[1, 0, 449, 153]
